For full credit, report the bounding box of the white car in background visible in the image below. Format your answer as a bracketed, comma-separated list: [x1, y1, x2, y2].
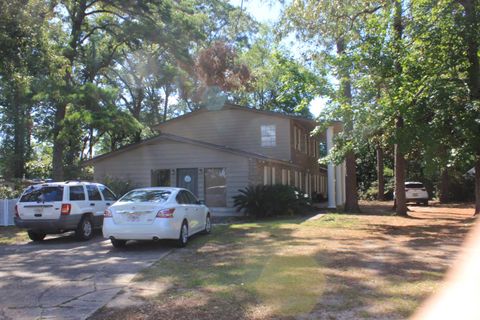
[404, 181, 429, 206]
[103, 187, 212, 248]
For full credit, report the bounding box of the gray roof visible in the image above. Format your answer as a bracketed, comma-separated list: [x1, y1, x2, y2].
[83, 132, 302, 167]
[152, 102, 319, 131]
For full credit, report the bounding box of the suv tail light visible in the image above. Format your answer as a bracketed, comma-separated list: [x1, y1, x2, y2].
[104, 209, 112, 218]
[156, 208, 175, 218]
[61, 203, 71, 215]
[14, 205, 19, 218]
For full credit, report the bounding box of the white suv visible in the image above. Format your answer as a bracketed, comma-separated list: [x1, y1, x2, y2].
[405, 181, 429, 206]
[14, 181, 117, 241]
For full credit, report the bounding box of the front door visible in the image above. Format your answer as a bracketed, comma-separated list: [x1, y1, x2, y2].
[177, 168, 198, 196]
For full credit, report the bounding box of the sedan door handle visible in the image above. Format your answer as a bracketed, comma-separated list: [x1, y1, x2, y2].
[90, 203, 95, 206]
[106, 203, 111, 206]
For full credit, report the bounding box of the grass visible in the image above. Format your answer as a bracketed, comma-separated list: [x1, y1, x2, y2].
[0, 226, 29, 245]
[90, 205, 474, 320]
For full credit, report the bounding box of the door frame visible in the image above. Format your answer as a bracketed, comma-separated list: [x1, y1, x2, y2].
[176, 168, 199, 196]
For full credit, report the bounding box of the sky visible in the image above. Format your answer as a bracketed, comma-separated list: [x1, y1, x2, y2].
[228, 0, 326, 117]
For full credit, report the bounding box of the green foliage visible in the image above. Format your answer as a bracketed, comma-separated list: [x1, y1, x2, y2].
[0, 185, 21, 199]
[233, 184, 309, 219]
[359, 179, 395, 201]
[25, 143, 52, 179]
[100, 176, 139, 198]
[0, 179, 34, 199]
[238, 31, 327, 117]
[284, 0, 480, 208]
[0, 0, 258, 180]
[437, 171, 475, 203]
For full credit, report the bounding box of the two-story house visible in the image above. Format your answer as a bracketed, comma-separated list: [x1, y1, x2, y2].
[85, 103, 345, 214]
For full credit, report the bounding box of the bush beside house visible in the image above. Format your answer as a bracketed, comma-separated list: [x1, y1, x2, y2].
[233, 184, 310, 218]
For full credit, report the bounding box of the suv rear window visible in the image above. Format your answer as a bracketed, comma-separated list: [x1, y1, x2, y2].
[69, 186, 85, 201]
[98, 186, 117, 201]
[20, 186, 64, 202]
[86, 185, 102, 201]
[405, 183, 424, 189]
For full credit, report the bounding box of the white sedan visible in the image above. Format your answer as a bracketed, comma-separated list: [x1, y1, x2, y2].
[103, 187, 212, 248]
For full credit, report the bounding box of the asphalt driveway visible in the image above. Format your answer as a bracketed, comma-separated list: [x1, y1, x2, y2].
[0, 232, 172, 320]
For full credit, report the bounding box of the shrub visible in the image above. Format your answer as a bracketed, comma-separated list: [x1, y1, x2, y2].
[233, 184, 309, 219]
[0, 179, 31, 199]
[359, 178, 395, 201]
[437, 172, 475, 202]
[0, 184, 21, 199]
[101, 176, 138, 198]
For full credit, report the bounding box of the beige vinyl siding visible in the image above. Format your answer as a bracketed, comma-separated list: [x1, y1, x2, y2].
[93, 141, 249, 208]
[159, 108, 291, 161]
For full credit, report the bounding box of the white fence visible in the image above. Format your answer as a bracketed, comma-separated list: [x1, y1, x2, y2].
[0, 199, 17, 226]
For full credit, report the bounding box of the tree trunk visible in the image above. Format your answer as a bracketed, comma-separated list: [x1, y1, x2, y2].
[392, 0, 408, 216]
[12, 87, 26, 178]
[345, 151, 360, 211]
[394, 116, 408, 216]
[52, 104, 67, 181]
[51, 0, 88, 181]
[475, 157, 480, 215]
[458, 0, 480, 215]
[439, 168, 450, 203]
[377, 146, 385, 201]
[336, 37, 360, 212]
[163, 87, 170, 122]
[458, 0, 480, 100]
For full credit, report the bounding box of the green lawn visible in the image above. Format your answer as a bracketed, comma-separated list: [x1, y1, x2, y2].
[90, 207, 473, 320]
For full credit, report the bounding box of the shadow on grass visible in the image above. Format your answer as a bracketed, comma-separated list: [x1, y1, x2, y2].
[91, 205, 475, 320]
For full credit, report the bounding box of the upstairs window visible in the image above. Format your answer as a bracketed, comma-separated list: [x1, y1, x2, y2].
[261, 125, 276, 147]
[294, 127, 302, 150]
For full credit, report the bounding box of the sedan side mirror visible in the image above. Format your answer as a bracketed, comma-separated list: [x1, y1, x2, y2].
[197, 200, 205, 205]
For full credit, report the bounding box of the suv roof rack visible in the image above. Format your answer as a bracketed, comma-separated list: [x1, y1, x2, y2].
[65, 180, 91, 184]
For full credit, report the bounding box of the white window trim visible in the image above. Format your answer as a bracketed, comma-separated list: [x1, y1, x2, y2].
[261, 125, 276, 147]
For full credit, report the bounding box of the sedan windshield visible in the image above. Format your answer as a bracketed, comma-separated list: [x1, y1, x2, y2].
[20, 186, 64, 202]
[119, 190, 171, 203]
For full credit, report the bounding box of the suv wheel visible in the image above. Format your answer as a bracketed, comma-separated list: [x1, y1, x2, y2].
[27, 230, 46, 242]
[177, 221, 188, 248]
[76, 215, 94, 241]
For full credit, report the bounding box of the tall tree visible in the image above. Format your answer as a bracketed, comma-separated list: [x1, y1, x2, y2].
[45, 0, 206, 179]
[456, 0, 480, 214]
[392, 0, 408, 216]
[237, 30, 327, 117]
[281, 1, 384, 211]
[0, 0, 50, 178]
